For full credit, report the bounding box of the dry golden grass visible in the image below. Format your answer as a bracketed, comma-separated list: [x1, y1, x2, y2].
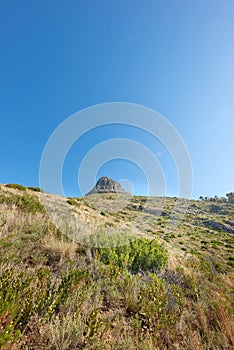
[41, 234, 77, 261]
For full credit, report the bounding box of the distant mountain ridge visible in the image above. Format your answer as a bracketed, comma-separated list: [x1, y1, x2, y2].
[85, 176, 128, 195]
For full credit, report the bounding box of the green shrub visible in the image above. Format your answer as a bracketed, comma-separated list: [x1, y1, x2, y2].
[0, 266, 87, 347]
[28, 186, 44, 193]
[227, 261, 234, 268]
[130, 238, 167, 272]
[0, 193, 45, 213]
[129, 273, 184, 333]
[67, 198, 80, 207]
[5, 183, 26, 191]
[87, 233, 168, 272]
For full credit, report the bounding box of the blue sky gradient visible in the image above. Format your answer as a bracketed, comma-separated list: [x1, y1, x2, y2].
[1, 0, 234, 198]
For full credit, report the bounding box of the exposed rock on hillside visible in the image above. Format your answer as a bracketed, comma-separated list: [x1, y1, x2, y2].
[201, 218, 234, 234]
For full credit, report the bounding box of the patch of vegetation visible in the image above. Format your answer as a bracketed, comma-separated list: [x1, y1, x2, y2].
[0, 267, 87, 348]
[82, 200, 96, 210]
[227, 261, 234, 268]
[5, 184, 26, 191]
[0, 186, 233, 349]
[67, 198, 80, 207]
[104, 222, 114, 227]
[0, 193, 45, 213]
[27, 186, 44, 193]
[86, 233, 168, 272]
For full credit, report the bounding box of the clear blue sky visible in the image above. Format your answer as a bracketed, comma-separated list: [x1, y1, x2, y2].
[1, 0, 234, 199]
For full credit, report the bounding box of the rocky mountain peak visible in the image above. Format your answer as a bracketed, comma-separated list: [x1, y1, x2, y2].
[85, 176, 127, 195]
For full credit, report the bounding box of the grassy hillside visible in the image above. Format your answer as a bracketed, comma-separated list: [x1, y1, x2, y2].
[0, 184, 233, 349]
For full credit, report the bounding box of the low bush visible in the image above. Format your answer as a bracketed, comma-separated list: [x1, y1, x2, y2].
[87, 232, 168, 272]
[27, 187, 44, 193]
[0, 267, 87, 348]
[5, 184, 26, 191]
[0, 193, 45, 213]
[67, 198, 80, 207]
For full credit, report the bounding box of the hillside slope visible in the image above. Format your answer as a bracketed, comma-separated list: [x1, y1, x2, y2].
[0, 184, 233, 349]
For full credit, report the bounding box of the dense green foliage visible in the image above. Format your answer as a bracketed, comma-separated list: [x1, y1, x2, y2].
[87, 233, 168, 272]
[67, 198, 80, 207]
[5, 184, 26, 191]
[27, 186, 44, 192]
[0, 267, 87, 348]
[0, 193, 45, 213]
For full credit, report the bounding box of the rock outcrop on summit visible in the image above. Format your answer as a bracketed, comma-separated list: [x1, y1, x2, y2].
[85, 176, 128, 195]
